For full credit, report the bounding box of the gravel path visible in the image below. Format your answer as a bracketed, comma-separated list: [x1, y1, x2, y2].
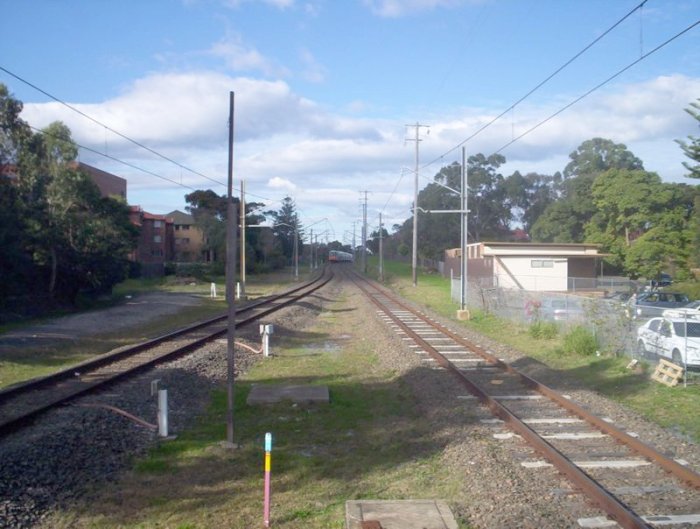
[1, 275, 698, 529]
[0, 293, 204, 352]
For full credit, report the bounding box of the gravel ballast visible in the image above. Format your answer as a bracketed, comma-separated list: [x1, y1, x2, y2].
[1, 275, 698, 529]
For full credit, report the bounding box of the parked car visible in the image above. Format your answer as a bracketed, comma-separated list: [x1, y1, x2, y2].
[636, 316, 700, 367]
[654, 273, 673, 288]
[538, 298, 585, 322]
[627, 291, 690, 319]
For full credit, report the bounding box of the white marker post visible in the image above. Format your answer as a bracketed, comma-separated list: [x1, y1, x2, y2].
[210, 282, 217, 298]
[260, 324, 274, 357]
[157, 389, 168, 438]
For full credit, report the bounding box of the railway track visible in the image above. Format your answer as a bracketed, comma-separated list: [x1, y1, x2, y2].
[0, 269, 332, 438]
[347, 270, 700, 529]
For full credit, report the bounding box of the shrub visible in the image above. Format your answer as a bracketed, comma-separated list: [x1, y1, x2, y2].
[529, 321, 558, 339]
[562, 326, 598, 356]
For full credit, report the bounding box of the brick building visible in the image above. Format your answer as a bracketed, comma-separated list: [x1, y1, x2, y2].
[129, 207, 175, 277]
[167, 210, 206, 262]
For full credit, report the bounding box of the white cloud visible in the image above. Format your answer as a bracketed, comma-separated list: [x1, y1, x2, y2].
[267, 176, 296, 191]
[363, 0, 469, 17]
[18, 70, 700, 237]
[208, 34, 290, 77]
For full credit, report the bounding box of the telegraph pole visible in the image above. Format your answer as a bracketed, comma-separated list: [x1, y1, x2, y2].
[352, 221, 356, 261]
[461, 147, 468, 313]
[379, 212, 384, 282]
[406, 122, 429, 286]
[239, 179, 246, 299]
[225, 91, 238, 447]
[361, 191, 368, 274]
[309, 228, 314, 272]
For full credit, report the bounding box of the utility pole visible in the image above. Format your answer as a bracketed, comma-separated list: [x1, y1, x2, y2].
[352, 221, 356, 261]
[239, 179, 246, 299]
[379, 212, 384, 282]
[361, 191, 368, 274]
[460, 147, 468, 313]
[225, 91, 238, 447]
[309, 228, 313, 272]
[406, 122, 429, 287]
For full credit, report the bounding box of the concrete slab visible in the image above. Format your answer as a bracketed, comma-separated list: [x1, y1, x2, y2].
[246, 384, 330, 405]
[345, 500, 458, 529]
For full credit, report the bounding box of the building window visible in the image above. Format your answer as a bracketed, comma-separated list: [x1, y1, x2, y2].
[154, 235, 162, 243]
[531, 259, 554, 268]
[181, 225, 190, 230]
[154, 220, 162, 228]
[152, 249, 163, 257]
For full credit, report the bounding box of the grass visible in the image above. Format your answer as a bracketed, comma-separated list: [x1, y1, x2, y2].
[48, 289, 472, 529]
[0, 270, 306, 390]
[366, 257, 700, 443]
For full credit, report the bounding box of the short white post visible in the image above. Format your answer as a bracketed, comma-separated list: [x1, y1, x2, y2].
[157, 389, 168, 438]
[210, 282, 217, 298]
[260, 324, 274, 357]
[236, 282, 241, 300]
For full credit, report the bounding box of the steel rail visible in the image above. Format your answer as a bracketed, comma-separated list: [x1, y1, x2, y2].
[349, 271, 696, 529]
[0, 269, 332, 437]
[358, 275, 700, 490]
[0, 270, 327, 404]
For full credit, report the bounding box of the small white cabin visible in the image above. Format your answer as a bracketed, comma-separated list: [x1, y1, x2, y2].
[445, 242, 605, 292]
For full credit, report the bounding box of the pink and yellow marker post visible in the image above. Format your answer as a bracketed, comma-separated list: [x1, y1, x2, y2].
[263, 432, 272, 527]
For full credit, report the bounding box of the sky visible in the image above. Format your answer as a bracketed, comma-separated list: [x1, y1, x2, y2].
[2, 0, 699, 246]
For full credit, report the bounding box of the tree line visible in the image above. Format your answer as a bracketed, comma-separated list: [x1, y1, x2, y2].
[1, 85, 137, 316]
[379, 102, 700, 281]
[0, 85, 309, 319]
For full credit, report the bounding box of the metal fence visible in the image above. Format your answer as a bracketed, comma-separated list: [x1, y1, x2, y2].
[450, 275, 648, 360]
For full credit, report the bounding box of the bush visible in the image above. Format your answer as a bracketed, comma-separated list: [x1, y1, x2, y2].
[529, 321, 558, 339]
[562, 326, 598, 356]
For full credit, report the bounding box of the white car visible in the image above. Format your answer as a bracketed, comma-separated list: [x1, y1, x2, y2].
[636, 316, 700, 367]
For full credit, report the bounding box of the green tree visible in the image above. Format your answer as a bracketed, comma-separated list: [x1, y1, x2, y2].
[531, 138, 644, 243]
[676, 98, 700, 179]
[586, 169, 672, 268]
[266, 196, 303, 263]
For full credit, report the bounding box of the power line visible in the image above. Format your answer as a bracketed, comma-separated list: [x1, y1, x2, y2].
[423, 0, 650, 169]
[0, 65, 226, 188]
[493, 17, 700, 155]
[29, 125, 198, 191]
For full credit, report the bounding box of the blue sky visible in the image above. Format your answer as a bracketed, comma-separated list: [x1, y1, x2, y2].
[3, 0, 699, 244]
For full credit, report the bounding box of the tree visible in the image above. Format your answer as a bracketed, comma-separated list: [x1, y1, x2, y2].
[266, 196, 303, 263]
[676, 99, 700, 179]
[586, 169, 673, 269]
[532, 138, 644, 243]
[0, 84, 137, 308]
[563, 137, 643, 179]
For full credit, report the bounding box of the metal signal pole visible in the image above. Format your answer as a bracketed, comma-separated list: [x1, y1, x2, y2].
[406, 122, 429, 286]
[239, 179, 246, 299]
[361, 191, 368, 274]
[379, 212, 384, 282]
[225, 91, 238, 447]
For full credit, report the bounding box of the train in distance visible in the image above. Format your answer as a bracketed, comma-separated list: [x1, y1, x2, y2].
[329, 250, 354, 263]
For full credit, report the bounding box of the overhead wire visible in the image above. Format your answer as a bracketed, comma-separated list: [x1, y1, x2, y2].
[29, 125, 198, 191]
[0, 65, 226, 188]
[493, 17, 700, 155]
[422, 0, 650, 170]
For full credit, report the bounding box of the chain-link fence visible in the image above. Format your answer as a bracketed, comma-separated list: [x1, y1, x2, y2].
[451, 277, 660, 357]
